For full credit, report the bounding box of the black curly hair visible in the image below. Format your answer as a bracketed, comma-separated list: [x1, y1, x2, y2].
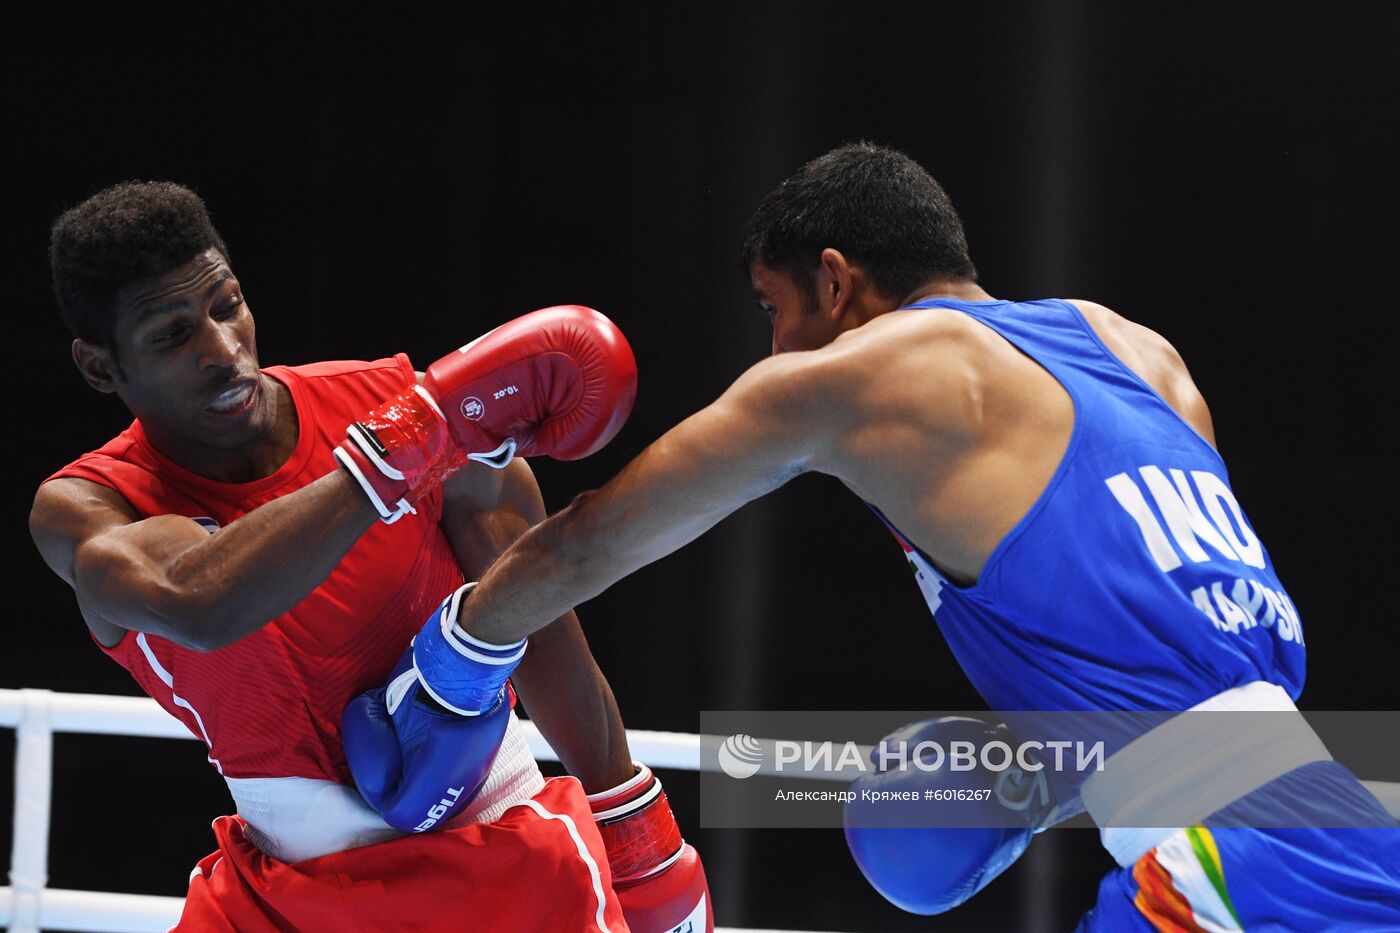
[49, 181, 230, 349]
[739, 142, 976, 306]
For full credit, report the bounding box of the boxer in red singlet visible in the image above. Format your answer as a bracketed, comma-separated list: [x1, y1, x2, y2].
[29, 181, 711, 932]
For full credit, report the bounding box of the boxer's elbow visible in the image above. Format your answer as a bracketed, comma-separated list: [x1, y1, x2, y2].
[549, 490, 632, 589]
[550, 490, 605, 571]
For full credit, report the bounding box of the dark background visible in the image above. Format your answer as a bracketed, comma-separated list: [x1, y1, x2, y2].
[4, 3, 1397, 931]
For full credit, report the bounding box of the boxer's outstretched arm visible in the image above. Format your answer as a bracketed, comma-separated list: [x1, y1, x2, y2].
[30, 470, 378, 652]
[462, 352, 840, 644]
[439, 458, 634, 791]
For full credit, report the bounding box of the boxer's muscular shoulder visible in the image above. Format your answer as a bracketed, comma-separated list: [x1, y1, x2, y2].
[31, 478, 145, 646]
[1068, 299, 1172, 380]
[31, 478, 140, 585]
[1068, 300, 1216, 446]
[825, 309, 997, 435]
[32, 476, 222, 647]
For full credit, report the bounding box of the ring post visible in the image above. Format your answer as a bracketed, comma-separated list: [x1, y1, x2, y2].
[9, 688, 54, 933]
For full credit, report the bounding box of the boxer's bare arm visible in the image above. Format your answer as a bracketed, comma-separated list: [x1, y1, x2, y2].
[29, 471, 378, 652]
[439, 459, 634, 791]
[461, 352, 841, 644]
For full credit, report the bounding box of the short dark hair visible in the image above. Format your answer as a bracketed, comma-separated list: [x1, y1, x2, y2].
[739, 142, 976, 303]
[49, 181, 230, 348]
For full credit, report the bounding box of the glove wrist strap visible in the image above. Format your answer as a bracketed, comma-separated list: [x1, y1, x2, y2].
[588, 765, 685, 884]
[337, 385, 462, 523]
[413, 584, 527, 716]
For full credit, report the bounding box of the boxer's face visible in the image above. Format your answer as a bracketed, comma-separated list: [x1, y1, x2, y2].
[750, 260, 840, 355]
[78, 248, 274, 451]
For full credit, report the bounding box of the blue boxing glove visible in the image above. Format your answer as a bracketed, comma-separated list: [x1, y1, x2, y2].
[843, 717, 1056, 915]
[342, 584, 523, 834]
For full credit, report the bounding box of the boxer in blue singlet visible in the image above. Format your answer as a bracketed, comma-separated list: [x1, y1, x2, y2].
[446, 143, 1400, 929]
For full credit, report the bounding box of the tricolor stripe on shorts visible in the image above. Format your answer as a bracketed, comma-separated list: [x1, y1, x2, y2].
[1132, 826, 1243, 932]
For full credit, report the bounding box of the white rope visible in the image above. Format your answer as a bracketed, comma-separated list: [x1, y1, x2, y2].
[0, 888, 183, 932]
[0, 688, 707, 766]
[3, 688, 1396, 933]
[0, 888, 827, 933]
[0, 690, 240, 740]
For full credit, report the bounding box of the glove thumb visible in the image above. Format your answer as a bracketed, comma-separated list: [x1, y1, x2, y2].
[342, 686, 404, 812]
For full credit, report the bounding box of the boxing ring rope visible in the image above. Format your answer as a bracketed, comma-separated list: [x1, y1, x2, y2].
[0, 688, 832, 933]
[5, 690, 1400, 933]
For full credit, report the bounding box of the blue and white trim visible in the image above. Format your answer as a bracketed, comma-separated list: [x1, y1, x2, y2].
[413, 584, 527, 716]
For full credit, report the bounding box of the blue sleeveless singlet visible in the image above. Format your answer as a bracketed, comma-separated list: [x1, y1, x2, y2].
[874, 298, 1306, 713]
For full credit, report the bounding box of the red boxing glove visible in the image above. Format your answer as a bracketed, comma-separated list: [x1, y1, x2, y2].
[335, 306, 637, 523]
[424, 305, 637, 462]
[588, 764, 714, 933]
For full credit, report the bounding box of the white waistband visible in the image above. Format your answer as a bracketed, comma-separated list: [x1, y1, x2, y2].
[226, 709, 546, 862]
[1084, 681, 1332, 868]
